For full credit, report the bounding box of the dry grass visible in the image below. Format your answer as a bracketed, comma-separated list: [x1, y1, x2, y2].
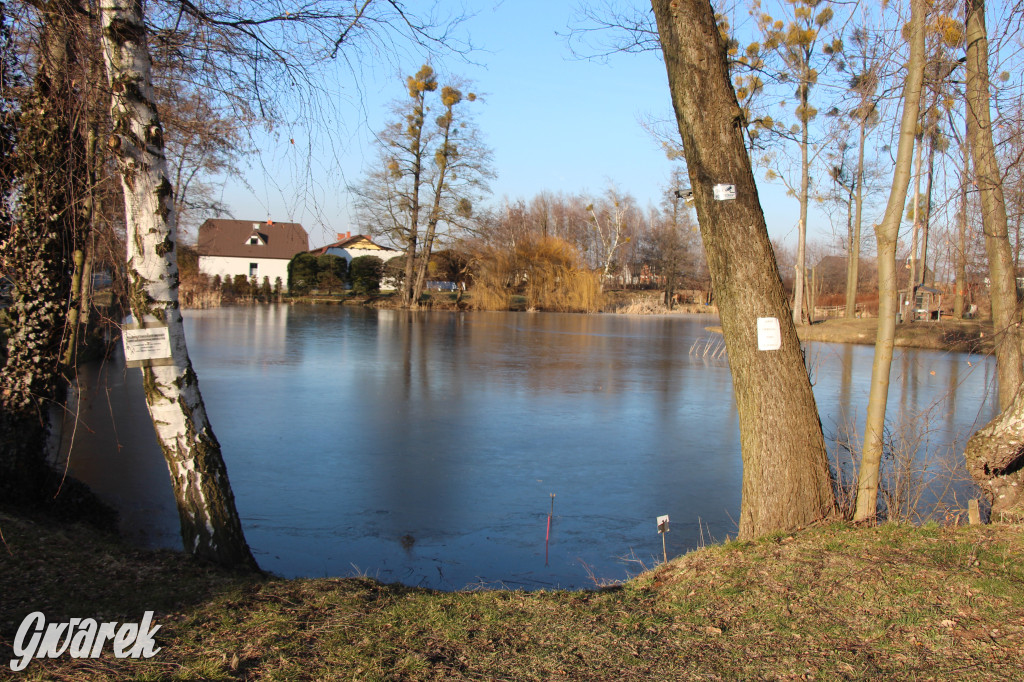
[796, 318, 995, 353]
[2, 510, 1022, 680]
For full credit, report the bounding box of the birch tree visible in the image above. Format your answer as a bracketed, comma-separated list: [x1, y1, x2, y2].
[100, 0, 257, 569]
[652, 0, 836, 538]
[587, 188, 634, 291]
[854, 0, 927, 522]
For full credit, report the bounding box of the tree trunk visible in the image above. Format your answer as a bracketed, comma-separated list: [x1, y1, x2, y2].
[908, 131, 923, 306]
[412, 108, 454, 304]
[793, 97, 811, 327]
[961, 0, 1024, 519]
[963, 383, 1024, 521]
[919, 135, 936, 287]
[652, 0, 835, 538]
[965, 0, 1022, 411]
[845, 117, 867, 320]
[954, 134, 969, 319]
[100, 0, 257, 570]
[853, 0, 926, 522]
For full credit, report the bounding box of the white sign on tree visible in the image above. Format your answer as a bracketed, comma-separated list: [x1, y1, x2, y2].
[123, 325, 173, 368]
[756, 317, 782, 351]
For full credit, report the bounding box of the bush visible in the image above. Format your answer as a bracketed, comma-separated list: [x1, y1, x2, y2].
[350, 255, 384, 294]
[287, 252, 319, 294]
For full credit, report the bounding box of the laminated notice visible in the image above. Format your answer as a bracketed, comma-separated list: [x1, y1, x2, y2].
[123, 325, 174, 367]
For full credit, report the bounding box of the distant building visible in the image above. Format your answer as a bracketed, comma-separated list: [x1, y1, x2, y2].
[197, 219, 309, 290]
[310, 232, 403, 267]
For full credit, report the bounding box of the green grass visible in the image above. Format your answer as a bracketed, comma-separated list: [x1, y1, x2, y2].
[1, 512, 1022, 680]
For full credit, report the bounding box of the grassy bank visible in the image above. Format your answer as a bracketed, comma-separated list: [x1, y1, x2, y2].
[795, 318, 994, 353]
[2, 510, 1021, 680]
[706, 318, 997, 353]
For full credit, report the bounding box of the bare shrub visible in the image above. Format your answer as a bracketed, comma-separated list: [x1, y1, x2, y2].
[831, 408, 979, 524]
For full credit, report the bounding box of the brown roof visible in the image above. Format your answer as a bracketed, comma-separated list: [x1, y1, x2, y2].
[197, 220, 308, 260]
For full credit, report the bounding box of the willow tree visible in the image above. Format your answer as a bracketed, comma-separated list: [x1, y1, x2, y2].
[961, 0, 1024, 521]
[652, 0, 835, 538]
[853, 0, 927, 522]
[100, 0, 257, 569]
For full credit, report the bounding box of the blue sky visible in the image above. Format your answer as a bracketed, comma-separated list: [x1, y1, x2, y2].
[219, 0, 830, 250]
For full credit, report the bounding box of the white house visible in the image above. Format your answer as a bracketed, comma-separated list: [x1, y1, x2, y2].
[310, 232, 403, 266]
[197, 219, 309, 290]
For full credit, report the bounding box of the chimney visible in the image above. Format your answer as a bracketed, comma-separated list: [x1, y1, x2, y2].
[347, 231, 352, 239]
[336, 233, 345, 241]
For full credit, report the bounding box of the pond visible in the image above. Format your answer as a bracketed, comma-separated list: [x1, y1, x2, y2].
[58, 305, 999, 590]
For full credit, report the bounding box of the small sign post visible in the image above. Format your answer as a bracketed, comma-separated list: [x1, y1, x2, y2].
[657, 515, 670, 564]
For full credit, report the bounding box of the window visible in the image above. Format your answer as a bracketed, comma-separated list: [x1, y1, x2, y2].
[249, 263, 258, 278]
[248, 236, 260, 245]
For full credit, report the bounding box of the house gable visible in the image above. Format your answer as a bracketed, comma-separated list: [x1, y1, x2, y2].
[310, 232, 402, 262]
[197, 219, 309, 291]
[197, 219, 309, 261]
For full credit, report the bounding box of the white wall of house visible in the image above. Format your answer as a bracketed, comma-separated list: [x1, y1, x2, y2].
[199, 255, 291, 289]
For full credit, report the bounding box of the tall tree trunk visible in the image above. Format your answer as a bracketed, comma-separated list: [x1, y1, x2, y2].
[965, 0, 1022, 411]
[652, 0, 835, 538]
[919, 135, 936, 287]
[100, 0, 257, 569]
[961, 0, 1024, 520]
[908, 130, 924, 306]
[845, 117, 868, 319]
[853, 0, 926, 522]
[412, 101, 455, 304]
[954, 133, 969, 319]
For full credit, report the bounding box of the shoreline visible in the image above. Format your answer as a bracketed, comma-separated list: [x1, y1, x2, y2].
[2, 509, 1020, 679]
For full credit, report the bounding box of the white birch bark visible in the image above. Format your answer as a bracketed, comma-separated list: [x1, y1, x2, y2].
[99, 0, 257, 569]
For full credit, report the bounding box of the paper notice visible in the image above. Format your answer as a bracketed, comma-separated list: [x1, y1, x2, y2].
[756, 317, 781, 351]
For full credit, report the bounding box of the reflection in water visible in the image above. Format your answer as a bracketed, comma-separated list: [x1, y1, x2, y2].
[59, 307, 997, 590]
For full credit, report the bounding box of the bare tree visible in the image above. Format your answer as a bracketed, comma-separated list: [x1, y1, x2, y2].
[961, 0, 1024, 521]
[652, 0, 835, 538]
[854, 0, 927, 522]
[587, 187, 635, 291]
[100, 0, 258, 568]
[354, 65, 491, 306]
